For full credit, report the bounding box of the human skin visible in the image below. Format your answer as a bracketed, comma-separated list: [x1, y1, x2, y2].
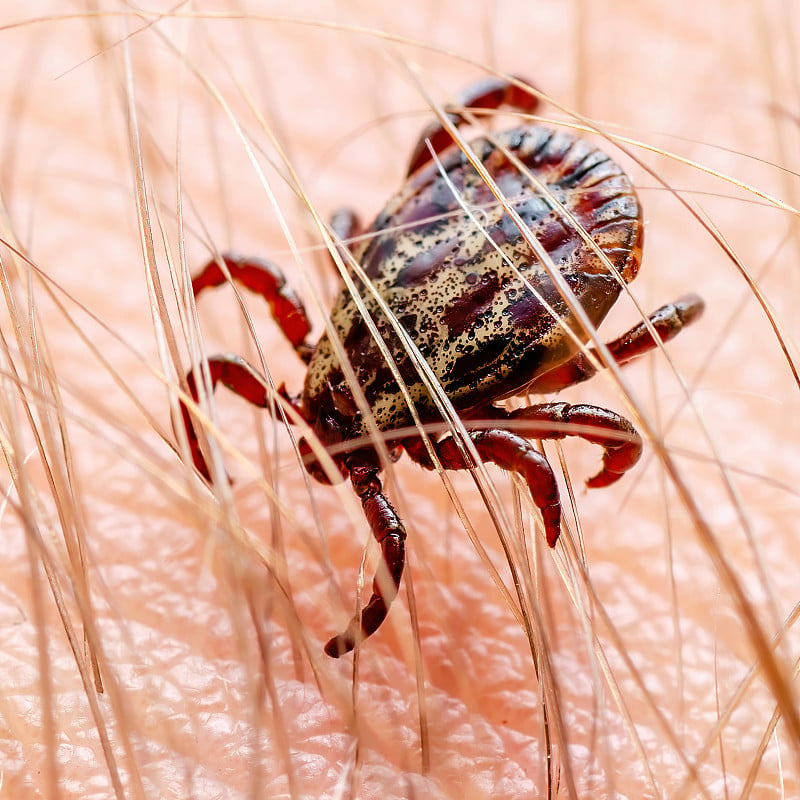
[0, 2, 798, 798]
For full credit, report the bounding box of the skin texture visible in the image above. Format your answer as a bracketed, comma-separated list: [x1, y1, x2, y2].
[0, 2, 798, 799]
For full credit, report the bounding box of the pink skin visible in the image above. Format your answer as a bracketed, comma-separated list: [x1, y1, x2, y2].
[5, 5, 795, 797]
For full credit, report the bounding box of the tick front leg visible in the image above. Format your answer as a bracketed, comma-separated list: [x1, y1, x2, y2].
[404, 430, 562, 547]
[407, 76, 540, 175]
[192, 253, 314, 362]
[325, 454, 407, 657]
[529, 294, 705, 394]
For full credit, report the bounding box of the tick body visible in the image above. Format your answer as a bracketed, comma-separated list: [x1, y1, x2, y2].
[306, 124, 643, 443]
[179, 77, 704, 657]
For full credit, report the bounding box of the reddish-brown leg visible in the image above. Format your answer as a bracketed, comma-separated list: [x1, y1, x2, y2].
[530, 294, 705, 394]
[178, 356, 405, 657]
[407, 76, 540, 175]
[404, 429, 562, 547]
[483, 402, 643, 490]
[179, 354, 299, 481]
[325, 452, 407, 658]
[192, 253, 314, 362]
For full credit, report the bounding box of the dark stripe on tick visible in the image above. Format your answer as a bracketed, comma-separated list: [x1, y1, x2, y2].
[525, 128, 555, 164]
[343, 315, 368, 354]
[446, 337, 511, 390]
[362, 235, 397, 278]
[505, 128, 525, 153]
[442, 270, 502, 337]
[579, 161, 625, 190]
[556, 152, 612, 189]
[507, 290, 554, 330]
[397, 237, 462, 286]
[539, 133, 574, 168]
[396, 197, 449, 228]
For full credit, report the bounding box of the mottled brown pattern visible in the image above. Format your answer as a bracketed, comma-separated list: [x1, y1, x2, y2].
[303, 125, 643, 442]
[182, 86, 704, 657]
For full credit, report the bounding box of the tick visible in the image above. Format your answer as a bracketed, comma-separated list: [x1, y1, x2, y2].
[178, 77, 704, 657]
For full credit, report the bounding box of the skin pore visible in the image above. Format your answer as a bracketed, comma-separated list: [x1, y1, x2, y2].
[0, 2, 798, 798]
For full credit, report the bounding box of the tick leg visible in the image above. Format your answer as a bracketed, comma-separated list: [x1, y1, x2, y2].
[404, 430, 561, 547]
[407, 76, 540, 175]
[192, 253, 314, 363]
[180, 354, 299, 481]
[529, 294, 705, 394]
[325, 454, 407, 657]
[486, 402, 643, 490]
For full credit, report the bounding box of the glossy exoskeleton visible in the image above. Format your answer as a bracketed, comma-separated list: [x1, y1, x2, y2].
[179, 77, 704, 656]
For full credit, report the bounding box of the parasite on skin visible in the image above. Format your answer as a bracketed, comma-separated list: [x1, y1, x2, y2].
[179, 77, 704, 657]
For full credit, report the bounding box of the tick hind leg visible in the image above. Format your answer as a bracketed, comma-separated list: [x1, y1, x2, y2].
[404, 429, 562, 547]
[529, 294, 705, 394]
[407, 76, 540, 175]
[325, 453, 407, 657]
